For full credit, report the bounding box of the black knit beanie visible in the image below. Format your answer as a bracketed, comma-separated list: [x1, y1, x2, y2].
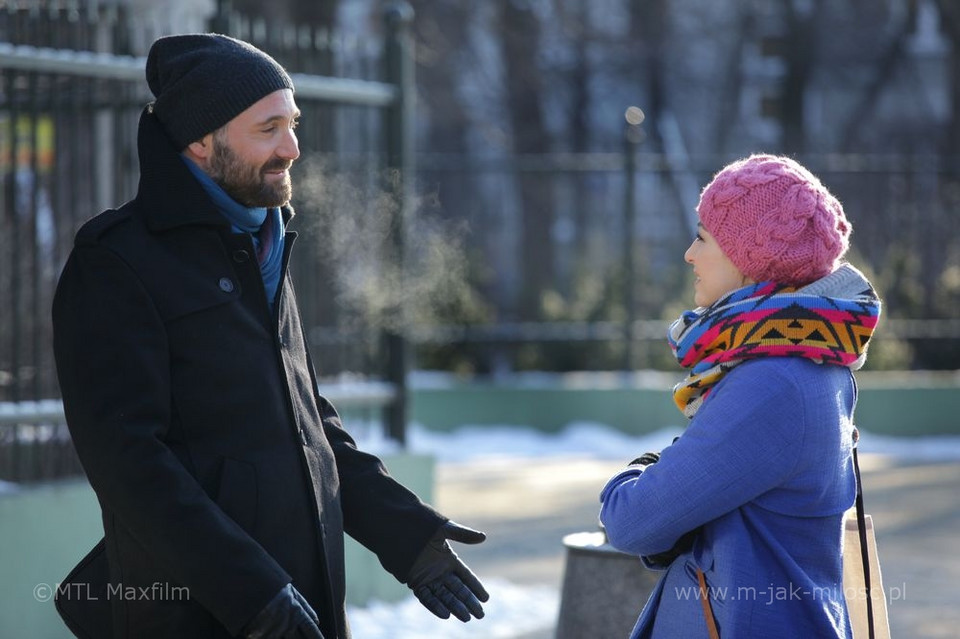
[146, 33, 294, 149]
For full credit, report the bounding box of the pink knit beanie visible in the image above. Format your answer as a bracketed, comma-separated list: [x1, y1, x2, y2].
[696, 154, 851, 286]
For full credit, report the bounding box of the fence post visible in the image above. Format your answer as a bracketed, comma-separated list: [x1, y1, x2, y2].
[209, 0, 233, 34]
[622, 107, 644, 371]
[382, 1, 415, 445]
[5, 68, 23, 402]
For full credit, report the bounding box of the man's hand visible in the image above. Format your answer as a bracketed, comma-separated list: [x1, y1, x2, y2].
[406, 521, 489, 622]
[243, 583, 326, 639]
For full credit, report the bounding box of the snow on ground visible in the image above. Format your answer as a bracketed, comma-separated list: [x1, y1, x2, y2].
[397, 420, 960, 463]
[852, 430, 960, 461]
[347, 578, 560, 639]
[407, 421, 683, 462]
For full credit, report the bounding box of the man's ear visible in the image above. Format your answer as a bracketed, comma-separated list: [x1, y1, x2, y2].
[185, 133, 215, 162]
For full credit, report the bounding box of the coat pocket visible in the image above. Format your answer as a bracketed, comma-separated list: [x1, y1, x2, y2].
[215, 458, 258, 532]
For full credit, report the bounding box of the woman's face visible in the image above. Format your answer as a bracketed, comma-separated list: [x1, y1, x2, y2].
[684, 223, 753, 307]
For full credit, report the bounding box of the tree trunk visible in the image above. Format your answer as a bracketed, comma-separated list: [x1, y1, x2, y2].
[780, 0, 818, 153]
[628, 0, 666, 152]
[569, 0, 590, 266]
[497, 0, 554, 321]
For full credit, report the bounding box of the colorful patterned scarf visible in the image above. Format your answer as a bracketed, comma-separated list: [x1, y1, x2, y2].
[668, 263, 881, 418]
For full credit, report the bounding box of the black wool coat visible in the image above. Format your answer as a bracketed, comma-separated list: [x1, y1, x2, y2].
[52, 108, 445, 639]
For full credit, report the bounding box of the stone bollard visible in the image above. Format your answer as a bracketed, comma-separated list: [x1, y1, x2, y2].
[556, 531, 660, 639]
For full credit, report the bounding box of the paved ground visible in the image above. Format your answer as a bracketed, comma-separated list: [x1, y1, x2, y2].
[434, 453, 960, 638]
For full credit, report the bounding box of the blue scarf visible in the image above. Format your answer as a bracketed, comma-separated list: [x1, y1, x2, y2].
[183, 158, 284, 310]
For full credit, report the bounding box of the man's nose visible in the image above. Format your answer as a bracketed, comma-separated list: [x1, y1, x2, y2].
[278, 129, 300, 161]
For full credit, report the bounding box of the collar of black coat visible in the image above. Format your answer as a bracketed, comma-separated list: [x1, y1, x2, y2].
[134, 105, 295, 233]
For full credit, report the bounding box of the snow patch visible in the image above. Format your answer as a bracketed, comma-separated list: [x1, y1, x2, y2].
[347, 578, 559, 639]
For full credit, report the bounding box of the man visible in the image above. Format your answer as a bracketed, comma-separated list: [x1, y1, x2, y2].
[52, 34, 487, 639]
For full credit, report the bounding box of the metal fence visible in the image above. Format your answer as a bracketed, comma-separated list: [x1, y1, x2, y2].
[0, 1, 416, 480]
[406, 150, 960, 373]
[3, 2, 960, 480]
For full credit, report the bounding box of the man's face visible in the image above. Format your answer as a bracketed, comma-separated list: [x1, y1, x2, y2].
[207, 89, 300, 208]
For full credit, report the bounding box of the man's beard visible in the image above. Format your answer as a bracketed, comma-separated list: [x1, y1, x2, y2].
[208, 134, 293, 208]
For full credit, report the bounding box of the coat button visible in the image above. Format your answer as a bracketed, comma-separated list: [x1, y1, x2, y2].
[232, 249, 250, 263]
[218, 277, 235, 293]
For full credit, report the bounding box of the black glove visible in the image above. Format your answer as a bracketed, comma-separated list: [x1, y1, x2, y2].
[406, 521, 489, 622]
[625, 443, 699, 567]
[243, 583, 326, 639]
[628, 435, 685, 468]
[627, 451, 661, 467]
[644, 527, 701, 567]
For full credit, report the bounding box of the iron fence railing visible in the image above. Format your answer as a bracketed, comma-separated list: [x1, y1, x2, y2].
[0, 1, 417, 480]
[3, 2, 959, 482]
[0, 379, 398, 482]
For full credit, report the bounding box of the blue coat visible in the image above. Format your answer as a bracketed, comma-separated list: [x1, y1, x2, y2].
[600, 358, 857, 638]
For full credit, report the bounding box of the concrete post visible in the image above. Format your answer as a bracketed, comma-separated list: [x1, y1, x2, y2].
[556, 531, 660, 638]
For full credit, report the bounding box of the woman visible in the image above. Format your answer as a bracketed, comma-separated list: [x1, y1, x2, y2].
[599, 154, 881, 638]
